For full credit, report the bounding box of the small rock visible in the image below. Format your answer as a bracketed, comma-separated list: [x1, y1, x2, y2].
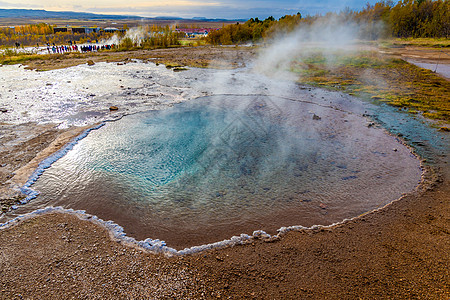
[87, 60, 95, 66]
[438, 127, 449, 132]
[392, 148, 398, 152]
[109, 106, 119, 111]
[0, 108, 7, 113]
[368, 122, 375, 128]
[312, 114, 321, 120]
[319, 203, 328, 209]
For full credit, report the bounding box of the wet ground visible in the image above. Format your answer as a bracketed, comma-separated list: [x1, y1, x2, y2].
[383, 45, 450, 79]
[0, 57, 427, 250]
[407, 59, 450, 79]
[5, 94, 421, 250]
[0, 45, 449, 298]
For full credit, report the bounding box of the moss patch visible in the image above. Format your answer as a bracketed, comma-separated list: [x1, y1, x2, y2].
[290, 51, 449, 123]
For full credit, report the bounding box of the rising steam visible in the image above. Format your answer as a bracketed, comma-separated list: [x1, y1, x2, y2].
[253, 15, 384, 79]
[102, 27, 147, 46]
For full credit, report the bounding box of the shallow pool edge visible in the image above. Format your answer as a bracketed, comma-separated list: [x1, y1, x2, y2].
[15, 123, 106, 207]
[0, 158, 433, 257]
[0, 94, 431, 256]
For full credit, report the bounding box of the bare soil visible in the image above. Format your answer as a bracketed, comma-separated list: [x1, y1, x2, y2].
[0, 45, 449, 299]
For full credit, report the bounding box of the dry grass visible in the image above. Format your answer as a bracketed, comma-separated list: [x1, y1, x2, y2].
[384, 37, 450, 48]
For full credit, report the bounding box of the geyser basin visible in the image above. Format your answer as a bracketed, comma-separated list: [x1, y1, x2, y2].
[27, 95, 421, 249]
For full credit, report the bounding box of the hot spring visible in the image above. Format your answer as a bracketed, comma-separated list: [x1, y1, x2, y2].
[22, 95, 421, 249]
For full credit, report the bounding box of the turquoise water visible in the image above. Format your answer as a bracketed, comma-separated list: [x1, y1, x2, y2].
[28, 95, 421, 249]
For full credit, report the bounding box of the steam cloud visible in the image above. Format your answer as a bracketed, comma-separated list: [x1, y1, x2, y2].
[102, 26, 147, 46]
[253, 16, 384, 79]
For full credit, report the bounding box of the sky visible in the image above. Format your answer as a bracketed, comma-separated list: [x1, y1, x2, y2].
[0, 0, 389, 19]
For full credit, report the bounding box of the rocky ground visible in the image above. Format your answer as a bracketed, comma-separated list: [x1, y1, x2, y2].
[0, 45, 449, 299]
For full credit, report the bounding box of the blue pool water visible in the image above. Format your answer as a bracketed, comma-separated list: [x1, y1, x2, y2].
[26, 95, 422, 249]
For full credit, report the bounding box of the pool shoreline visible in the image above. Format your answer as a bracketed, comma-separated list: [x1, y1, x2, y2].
[0, 93, 448, 299]
[1, 95, 428, 254]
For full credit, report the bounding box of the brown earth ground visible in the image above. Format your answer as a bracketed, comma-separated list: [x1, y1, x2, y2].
[0, 45, 449, 299]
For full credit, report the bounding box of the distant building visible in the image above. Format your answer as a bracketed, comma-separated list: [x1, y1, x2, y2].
[103, 27, 126, 33]
[72, 27, 86, 34]
[175, 28, 218, 38]
[54, 27, 68, 33]
[85, 27, 100, 34]
[51, 26, 125, 35]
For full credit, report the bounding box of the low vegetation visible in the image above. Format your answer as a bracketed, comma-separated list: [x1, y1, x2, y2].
[289, 51, 449, 123]
[0, 49, 46, 65]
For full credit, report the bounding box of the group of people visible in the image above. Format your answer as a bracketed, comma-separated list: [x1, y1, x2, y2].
[46, 43, 77, 54]
[44, 41, 116, 54]
[79, 44, 116, 53]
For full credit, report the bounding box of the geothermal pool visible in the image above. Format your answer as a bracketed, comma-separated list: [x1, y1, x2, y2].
[22, 94, 421, 249]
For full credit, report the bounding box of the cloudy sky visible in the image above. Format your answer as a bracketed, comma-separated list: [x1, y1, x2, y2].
[0, 0, 388, 19]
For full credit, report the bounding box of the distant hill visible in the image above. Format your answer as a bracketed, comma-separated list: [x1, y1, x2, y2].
[0, 9, 142, 20]
[0, 9, 245, 22]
